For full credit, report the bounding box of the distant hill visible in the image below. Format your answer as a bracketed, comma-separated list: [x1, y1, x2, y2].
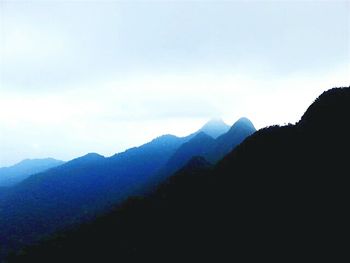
[0, 158, 64, 187]
[196, 118, 230, 138]
[9, 87, 349, 262]
[184, 118, 230, 140]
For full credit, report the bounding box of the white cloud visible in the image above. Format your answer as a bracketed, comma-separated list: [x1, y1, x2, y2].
[0, 0, 349, 166]
[1, 26, 65, 62]
[1, 66, 348, 166]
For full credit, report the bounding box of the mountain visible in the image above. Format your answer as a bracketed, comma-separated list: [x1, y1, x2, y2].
[206, 117, 256, 162]
[159, 132, 216, 176]
[0, 129, 222, 255]
[109, 134, 184, 178]
[177, 156, 212, 172]
[0, 158, 64, 187]
[0, 135, 186, 252]
[0, 117, 253, 259]
[9, 87, 349, 262]
[158, 117, 256, 177]
[196, 118, 230, 138]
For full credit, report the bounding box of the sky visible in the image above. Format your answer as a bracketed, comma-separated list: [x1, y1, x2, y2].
[0, 0, 349, 166]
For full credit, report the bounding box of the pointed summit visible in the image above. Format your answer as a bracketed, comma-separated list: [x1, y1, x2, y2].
[230, 117, 256, 131]
[199, 118, 230, 139]
[205, 117, 256, 163]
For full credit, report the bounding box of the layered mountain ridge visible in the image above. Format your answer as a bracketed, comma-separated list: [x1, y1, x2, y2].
[0, 116, 255, 258]
[8, 87, 349, 262]
[160, 118, 256, 176]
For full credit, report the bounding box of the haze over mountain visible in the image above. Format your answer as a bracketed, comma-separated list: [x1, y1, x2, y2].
[207, 117, 256, 162]
[0, 117, 254, 257]
[7, 87, 349, 262]
[160, 118, 255, 176]
[1, 0, 349, 261]
[0, 158, 64, 187]
[195, 118, 230, 139]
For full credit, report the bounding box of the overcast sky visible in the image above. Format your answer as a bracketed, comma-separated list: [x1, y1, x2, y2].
[0, 0, 349, 166]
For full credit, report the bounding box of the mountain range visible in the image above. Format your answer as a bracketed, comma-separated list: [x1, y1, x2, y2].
[5, 86, 349, 262]
[159, 117, 255, 176]
[0, 116, 255, 258]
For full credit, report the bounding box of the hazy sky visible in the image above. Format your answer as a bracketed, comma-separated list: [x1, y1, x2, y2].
[0, 0, 349, 166]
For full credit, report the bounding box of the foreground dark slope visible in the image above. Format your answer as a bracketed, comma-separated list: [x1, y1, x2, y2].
[9, 87, 350, 262]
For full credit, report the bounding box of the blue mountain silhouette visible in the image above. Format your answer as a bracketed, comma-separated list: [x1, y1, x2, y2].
[0, 158, 64, 187]
[0, 117, 253, 255]
[8, 87, 349, 262]
[158, 118, 255, 177]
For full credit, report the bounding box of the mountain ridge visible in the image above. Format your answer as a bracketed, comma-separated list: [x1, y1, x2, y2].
[0, 116, 253, 257]
[0, 158, 65, 187]
[157, 118, 255, 177]
[9, 87, 349, 262]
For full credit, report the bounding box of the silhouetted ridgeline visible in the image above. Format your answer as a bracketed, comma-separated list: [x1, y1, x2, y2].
[6, 87, 350, 262]
[0, 116, 253, 260]
[157, 117, 255, 177]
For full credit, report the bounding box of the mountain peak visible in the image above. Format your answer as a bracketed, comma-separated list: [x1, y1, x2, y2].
[201, 118, 227, 128]
[83, 152, 104, 159]
[199, 118, 230, 139]
[73, 153, 105, 163]
[231, 117, 256, 131]
[151, 134, 180, 143]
